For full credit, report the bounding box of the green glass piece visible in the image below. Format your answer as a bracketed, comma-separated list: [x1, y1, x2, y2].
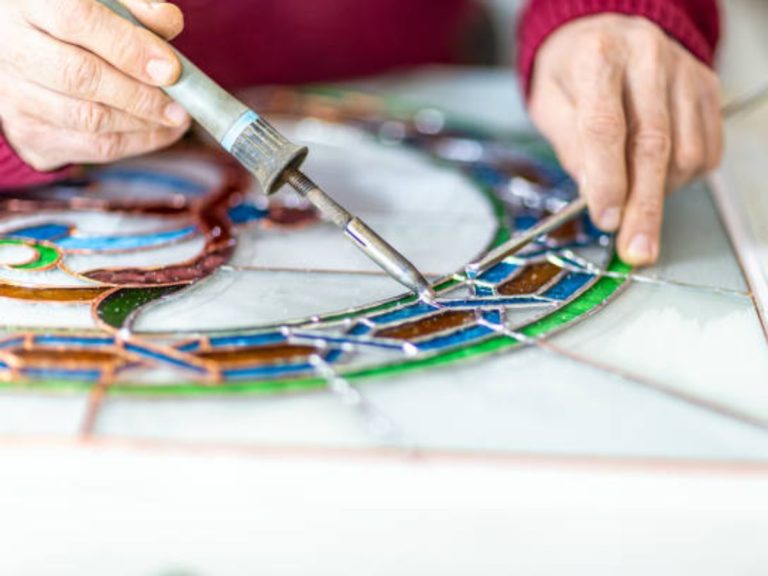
[0, 238, 60, 270]
[97, 286, 186, 329]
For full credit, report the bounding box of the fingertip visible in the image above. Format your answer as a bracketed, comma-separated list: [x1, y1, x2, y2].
[619, 232, 658, 266]
[596, 205, 622, 232]
[123, 0, 185, 40]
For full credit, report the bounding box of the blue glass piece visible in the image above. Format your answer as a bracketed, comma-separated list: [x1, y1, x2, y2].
[347, 323, 372, 336]
[514, 215, 538, 231]
[0, 360, 7, 370]
[542, 272, 594, 301]
[23, 368, 100, 381]
[35, 335, 114, 347]
[57, 226, 196, 251]
[228, 203, 268, 224]
[177, 341, 202, 352]
[95, 169, 205, 195]
[324, 349, 343, 363]
[478, 262, 518, 284]
[439, 297, 544, 308]
[223, 363, 314, 381]
[416, 325, 495, 352]
[482, 310, 502, 324]
[469, 165, 506, 187]
[124, 343, 207, 374]
[7, 223, 71, 241]
[473, 285, 494, 297]
[209, 332, 285, 348]
[371, 302, 438, 325]
[291, 332, 404, 350]
[0, 337, 26, 350]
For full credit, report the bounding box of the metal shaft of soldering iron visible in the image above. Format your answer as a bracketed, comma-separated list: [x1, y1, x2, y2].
[283, 169, 434, 298]
[96, 0, 433, 299]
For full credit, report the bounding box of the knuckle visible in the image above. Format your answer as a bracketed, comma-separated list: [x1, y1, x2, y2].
[114, 29, 152, 74]
[76, 102, 110, 133]
[127, 86, 165, 119]
[581, 33, 619, 62]
[581, 112, 626, 143]
[61, 55, 101, 96]
[634, 196, 664, 221]
[633, 128, 671, 161]
[675, 144, 704, 174]
[94, 134, 123, 162]
[40, 0, 92, 35]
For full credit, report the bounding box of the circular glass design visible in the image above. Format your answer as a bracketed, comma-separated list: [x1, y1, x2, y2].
[0, 89, 629, 394]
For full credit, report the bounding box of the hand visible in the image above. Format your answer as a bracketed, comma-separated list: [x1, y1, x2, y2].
[528, 15, 723, 265]
[0, 0, 191, 172]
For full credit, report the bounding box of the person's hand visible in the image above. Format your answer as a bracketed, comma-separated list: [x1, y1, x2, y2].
[0, 0, 191, 172]
[528, 15, 723, 265]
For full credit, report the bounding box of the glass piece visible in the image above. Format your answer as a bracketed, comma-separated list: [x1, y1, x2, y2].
[549, 282, 768, 425]
[374, 310, 476, 340]
[5, 348, 123, 369]
[56, 225, 196, 252]
[62, 235, 207, 275]
[133, 269, 406, 333]
[540, 272, 594, 301]
[0, 283, 108, 302]
[94, 394, 377, 447]
[97, 286, 186, 329]
[498, 261, 562, 295]
[0, 239, 59, 270]
[0, 391, 88, 436]
[0, 242, 38, 267]
[645, 183, 750, 293]
[0, 301, 95, 330]
[6, 223, 71, 241]
[197, 344, 317, 368]
[263, 204, 318, 228]
[359, 345, 768, 459]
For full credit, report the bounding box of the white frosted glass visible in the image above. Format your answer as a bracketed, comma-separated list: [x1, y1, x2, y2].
[133, 269, 405, 333]
[645, 183, 749, 293]
[63, 235, 206, 274]
[0, 392, 86, 436]
[361, 345, 768, 459]
[550, 283, 768, 423]
[0, 301, 96, 329]
[95, 393, 376, 447]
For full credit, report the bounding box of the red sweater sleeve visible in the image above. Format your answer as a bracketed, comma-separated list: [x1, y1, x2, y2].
[517, 0, 721, 97]
[0, 135, 74, 191]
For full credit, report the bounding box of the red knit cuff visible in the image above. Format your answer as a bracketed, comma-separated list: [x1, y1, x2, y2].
[0, 134, 74, 190]
[517, 0, 720, 98]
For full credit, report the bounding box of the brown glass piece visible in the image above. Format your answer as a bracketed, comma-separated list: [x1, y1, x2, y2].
[8, 348, 125, 369]
[83, 162, 247, 286]
[0, 283, 109, 302]
[546, 218, 580, 243]
[374, 310, 476, 341]
[265, 205, 319, 228]
[498, 262, 561, 295]
[196, 344, 316, 368]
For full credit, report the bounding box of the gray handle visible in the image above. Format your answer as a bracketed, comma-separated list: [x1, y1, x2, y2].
[96, 0, 307, 194]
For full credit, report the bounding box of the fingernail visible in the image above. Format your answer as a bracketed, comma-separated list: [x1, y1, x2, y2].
[626, 234, 654, 263]
[146, 59, 175, 84]
[599, 207, 622, 231]
[164, 102, 188, 126]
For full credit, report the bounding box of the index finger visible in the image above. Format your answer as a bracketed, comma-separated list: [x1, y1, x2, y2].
[574, 41, 628, 232]
[23, 0, 183, 86]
